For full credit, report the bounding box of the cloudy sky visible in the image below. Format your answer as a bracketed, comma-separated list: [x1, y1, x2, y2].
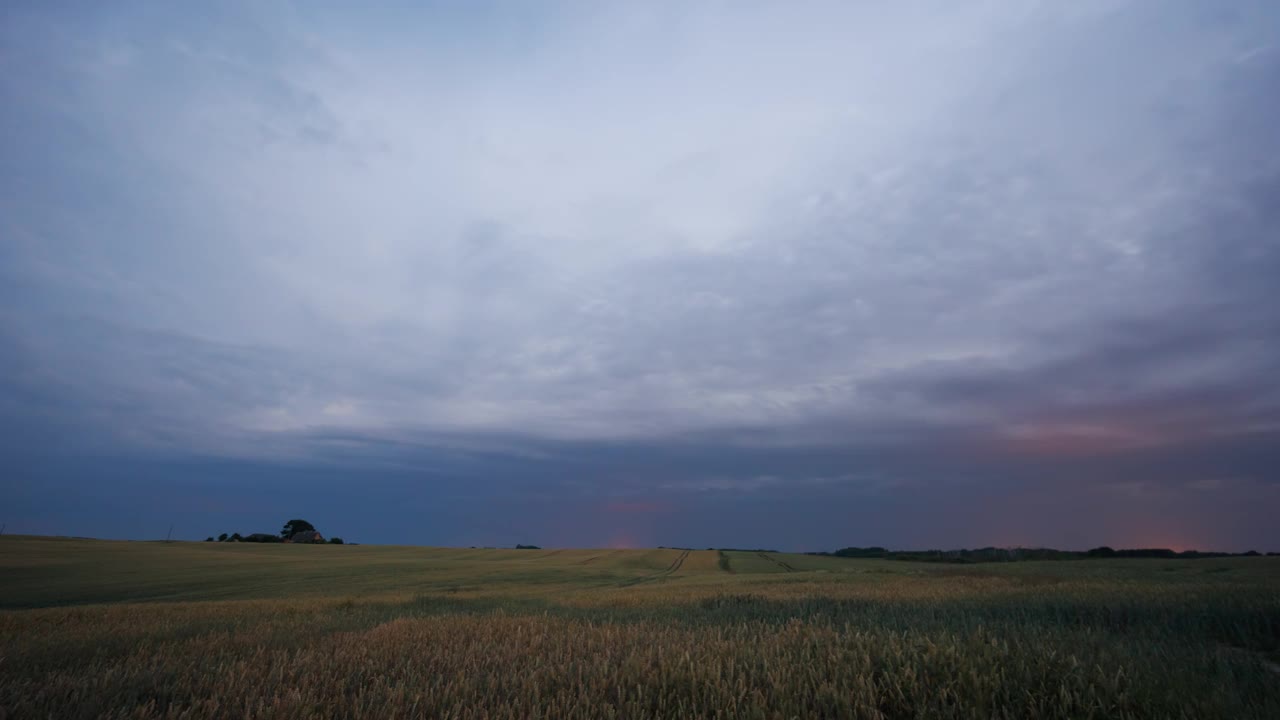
[3, 1, 1278, 550]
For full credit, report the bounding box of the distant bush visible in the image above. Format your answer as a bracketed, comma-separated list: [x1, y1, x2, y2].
[329, 537, 344, 545]
[243, 533, 282, 543]
[515, 544, 541, 550]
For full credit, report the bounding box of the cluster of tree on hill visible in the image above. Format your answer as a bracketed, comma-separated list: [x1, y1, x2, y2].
[806, 545, 1274, 563]
[204, 519, 344, 545]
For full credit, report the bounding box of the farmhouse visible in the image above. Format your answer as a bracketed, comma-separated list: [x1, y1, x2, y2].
[288, 530, 325, 544]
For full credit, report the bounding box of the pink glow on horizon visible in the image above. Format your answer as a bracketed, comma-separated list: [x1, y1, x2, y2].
[995, 421, 1173, 458]
[607, 531, 638, 549]
[1120, 525, 1201, 553]
[599, 500, 670, 548]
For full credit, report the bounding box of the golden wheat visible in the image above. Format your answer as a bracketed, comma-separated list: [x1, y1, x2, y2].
[1, 537, 1277, 718]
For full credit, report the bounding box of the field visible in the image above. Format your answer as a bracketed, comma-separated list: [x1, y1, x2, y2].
[1, 536, 1278, 718]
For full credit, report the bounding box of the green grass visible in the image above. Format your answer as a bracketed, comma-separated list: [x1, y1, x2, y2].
[2, 535, 1278, 718]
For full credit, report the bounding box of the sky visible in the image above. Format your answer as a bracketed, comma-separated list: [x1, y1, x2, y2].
[2, 1, 1278, 551]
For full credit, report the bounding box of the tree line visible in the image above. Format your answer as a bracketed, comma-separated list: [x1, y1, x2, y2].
[806, 545, 1274, 563]
[204, 519, 344, 545]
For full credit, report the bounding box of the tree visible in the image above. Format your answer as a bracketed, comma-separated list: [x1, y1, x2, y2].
[329, 537, 344, 545]
[205, 537, 214, 542]
[229, 533, 243, 542]
[281, 519, 316, 539]
[217, 533, 228, 542]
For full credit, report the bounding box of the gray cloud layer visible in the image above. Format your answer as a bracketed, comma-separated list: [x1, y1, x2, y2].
[3, 1, 1278, 549]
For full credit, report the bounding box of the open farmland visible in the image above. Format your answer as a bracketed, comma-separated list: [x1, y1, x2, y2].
[1, 536, 1278, 718]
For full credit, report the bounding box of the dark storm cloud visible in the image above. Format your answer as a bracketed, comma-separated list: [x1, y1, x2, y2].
[2, 1, 1279, 549]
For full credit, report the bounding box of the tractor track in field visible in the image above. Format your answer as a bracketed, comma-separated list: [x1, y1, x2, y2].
[619, 549, 690, 587]
[758, 552, 796, 572]
[666, 549, 691, 575]
[578, 549, 623, 565]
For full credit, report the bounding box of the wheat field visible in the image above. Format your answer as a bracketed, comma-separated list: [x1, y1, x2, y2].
[1, 536, 1278, 718]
